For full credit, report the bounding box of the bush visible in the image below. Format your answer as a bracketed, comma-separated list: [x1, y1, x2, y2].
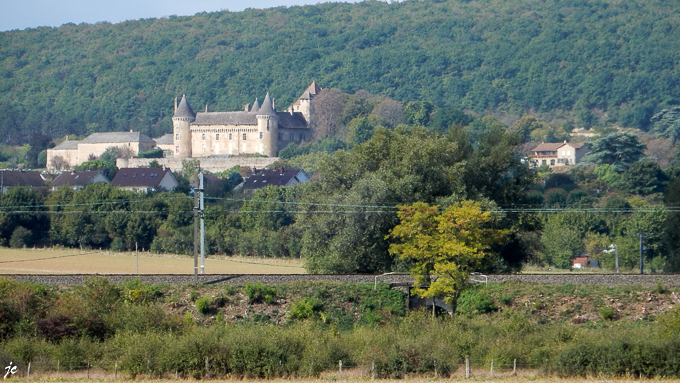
[289, 298, 322, 321]
[137, 148, 164, 158]
[195, 297, 213, 315]
[9, 226, 32, 248]
[244, 282, 277, 304]
[456, 288, 497, 316]
[599, 306, 616, 321]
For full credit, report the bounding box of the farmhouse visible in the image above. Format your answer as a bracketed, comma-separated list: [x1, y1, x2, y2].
[531, 141, 589, 168]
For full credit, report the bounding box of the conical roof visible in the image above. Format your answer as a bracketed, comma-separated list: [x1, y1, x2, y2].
[258, 93, 276, 115]
[305, 81, 321, 95]
[251, 98, 260, 112]
[174, 95, 195, 118]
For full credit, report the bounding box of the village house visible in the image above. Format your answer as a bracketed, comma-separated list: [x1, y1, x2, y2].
[111, 167, 178, 193]
[50, 170, 110, 191]
[240, 167, 310, 190]
[531, 141, 589, 168]
[0, 170, 46, 193]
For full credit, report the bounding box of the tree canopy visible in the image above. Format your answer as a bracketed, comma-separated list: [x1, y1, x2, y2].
[388, 201, 505, 307]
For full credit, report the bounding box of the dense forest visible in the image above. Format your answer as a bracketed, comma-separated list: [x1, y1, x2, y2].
[1, 0, 680, 143]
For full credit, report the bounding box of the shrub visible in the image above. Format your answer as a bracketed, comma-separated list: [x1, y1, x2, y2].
[456, 288, 497, 316]
[289, 298, 322, 321]
[244, 282, 278, 304]
[599, 306, 616, 321]
[195, 297, 213, 315]
[9, 226, 32, 248]
[36, 314, 77, 341]
[137, 148, 164, 158]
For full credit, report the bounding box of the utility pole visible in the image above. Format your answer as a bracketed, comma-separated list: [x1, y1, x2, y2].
[193, 181, 199, 284]
[637, 232, 648, 274]
[199, 172, 205, 274]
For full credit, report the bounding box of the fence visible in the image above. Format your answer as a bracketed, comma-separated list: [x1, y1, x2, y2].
[2, 357, 550, 380]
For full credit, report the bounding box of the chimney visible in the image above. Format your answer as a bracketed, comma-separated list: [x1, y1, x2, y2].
[253, 167, 257, 174]
[245, 103, 250, 111]
[205, 104, 208, 112]
[71, 170, 75, 175]
[174, 96, 178, 111]
[280, 167, 284, 175]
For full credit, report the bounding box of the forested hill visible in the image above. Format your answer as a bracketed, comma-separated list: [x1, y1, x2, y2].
[2, 0, 680, 143]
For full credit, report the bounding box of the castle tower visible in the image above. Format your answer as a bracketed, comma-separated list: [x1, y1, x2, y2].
[256, 93, 279, 157]
[172, 95, 195, 158]
[290, 81, 321, 127]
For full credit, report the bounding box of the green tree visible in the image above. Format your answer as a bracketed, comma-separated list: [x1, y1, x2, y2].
[540, 215, 584, 269]
[388, 201, 505, 307]
[621, 160, 668, 196]
[579, 133, 646, 172]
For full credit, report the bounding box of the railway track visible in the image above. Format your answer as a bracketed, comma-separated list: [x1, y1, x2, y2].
[3, 273, 680, 286]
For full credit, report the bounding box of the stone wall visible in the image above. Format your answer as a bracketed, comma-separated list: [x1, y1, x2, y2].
[118, 156, 280, 173]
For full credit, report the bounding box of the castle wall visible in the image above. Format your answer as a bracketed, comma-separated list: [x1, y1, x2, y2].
[190, 125, 262, 157]
[119, 156, 280, 173]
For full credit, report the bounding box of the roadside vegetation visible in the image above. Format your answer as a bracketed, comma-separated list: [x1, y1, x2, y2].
[1, 276, 680, 379]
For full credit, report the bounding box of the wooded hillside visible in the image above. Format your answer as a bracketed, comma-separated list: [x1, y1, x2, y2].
[1, 0, 679, 143]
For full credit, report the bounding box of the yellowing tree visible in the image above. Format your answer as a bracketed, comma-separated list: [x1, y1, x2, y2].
[388, 201, 505, 308]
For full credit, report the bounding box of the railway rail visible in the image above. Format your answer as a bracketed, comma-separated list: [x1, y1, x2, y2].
[3, 273, 680, 286]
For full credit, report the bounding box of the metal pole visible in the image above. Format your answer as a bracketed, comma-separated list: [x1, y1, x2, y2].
[136, 242, 138, 274]
[193, 186, 199, 284]
[638, 233, 645, 274]
[199, 172, 205, 275]
[615, 245, 619, 274]
[490, 359, 494, 377]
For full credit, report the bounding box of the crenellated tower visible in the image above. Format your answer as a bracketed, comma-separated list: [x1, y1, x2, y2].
[256, 93, 279, 157]
[172, 95, 195, 158]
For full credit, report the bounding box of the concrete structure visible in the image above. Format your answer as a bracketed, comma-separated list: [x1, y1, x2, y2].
[50, 170, 110, 191]
[531, 141, 589, 168]
[111, 167, 178, 193]
[172, 82, 320, 158]
[46, 132, 156, 170]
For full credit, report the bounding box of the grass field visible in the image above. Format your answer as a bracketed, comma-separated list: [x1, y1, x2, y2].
[0, 248, 305, 274]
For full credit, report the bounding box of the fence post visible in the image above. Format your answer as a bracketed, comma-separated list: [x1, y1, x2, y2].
[434, 359, 437, 378]
[57, 360, 60, 377]
[27, 362, 31, 378]
[87, 361, 90, 379]
[490, 359, 494, 377]
[465, 356, 470, 379]
[339, 360, 342, 373]
[371, 361, 375, 380]
[513, 359, 517, 376]
[205, 357, 210, 378]
[115, 361, 118, 379]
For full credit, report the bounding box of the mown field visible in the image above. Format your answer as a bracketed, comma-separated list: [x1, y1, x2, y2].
[0, 248, 305, 274]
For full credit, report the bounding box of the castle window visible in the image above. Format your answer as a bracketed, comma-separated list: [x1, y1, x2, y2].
[228, 133, 232, 140]
[278, 133, 283, 140]
[175, 146, 179, 154]
[300, 133, 305, 141]
[216, 134, 220, 140]
[175, 134, 179, 141]
[243, 133, 247, 140]
[202, 133, 206, 140]
[202, 144, 206, 153]
[259, 132, 263, 139]
[289, 133, 294, 141]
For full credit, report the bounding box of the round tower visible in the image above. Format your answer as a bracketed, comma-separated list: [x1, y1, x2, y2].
[256, 93, 279, 157]
[172, 95, 195, 158]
